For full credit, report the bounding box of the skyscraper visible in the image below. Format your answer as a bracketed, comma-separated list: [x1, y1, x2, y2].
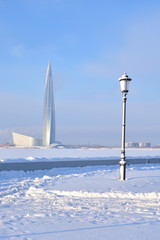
[42, 62, 55, 146]
[12, 62, 56, 147]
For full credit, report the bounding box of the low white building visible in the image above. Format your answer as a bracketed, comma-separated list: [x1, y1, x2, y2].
[12, 132, 42, 147]
[139, 142, 151, 148]
[125, 142, 139, 148]
[126, 141, 151, 148]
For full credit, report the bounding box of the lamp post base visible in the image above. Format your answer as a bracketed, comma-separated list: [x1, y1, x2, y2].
[119, 161, 126, 180]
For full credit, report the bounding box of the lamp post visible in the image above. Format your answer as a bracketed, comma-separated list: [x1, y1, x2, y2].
[118, 73, 132, 180]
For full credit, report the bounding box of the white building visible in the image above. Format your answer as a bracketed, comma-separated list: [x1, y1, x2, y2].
[12, 132, 42, 147]
[139, 142, 151, 148]
[126, 142, 151, 148]
[125, 142, 139, 148]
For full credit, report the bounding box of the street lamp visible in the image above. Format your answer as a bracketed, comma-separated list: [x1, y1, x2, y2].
[118, 73, 132, 180]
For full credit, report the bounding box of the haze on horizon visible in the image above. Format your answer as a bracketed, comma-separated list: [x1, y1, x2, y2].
[0, 0, 160, 146]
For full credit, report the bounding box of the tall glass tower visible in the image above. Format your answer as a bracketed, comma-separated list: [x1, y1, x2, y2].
[42, 62, 55, 146]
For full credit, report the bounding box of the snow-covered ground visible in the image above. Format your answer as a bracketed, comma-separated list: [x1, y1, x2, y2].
[0, 147, 160, 162]
[1, 163, 160, 239]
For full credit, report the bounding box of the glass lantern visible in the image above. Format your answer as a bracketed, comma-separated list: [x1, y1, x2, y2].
[118, 73, 132, 93]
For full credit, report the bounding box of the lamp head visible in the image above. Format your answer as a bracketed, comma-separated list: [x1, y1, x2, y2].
[118, 73, 132, 93]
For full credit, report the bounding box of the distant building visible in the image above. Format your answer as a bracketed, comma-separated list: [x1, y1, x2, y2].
[12, 132, 42, 147]
[139, 142, 151, 148]
[42, 62, 55, 146]
[125, 142, 139, 148]
[12, 62, 55, 147]
[126, 142, 151, 148]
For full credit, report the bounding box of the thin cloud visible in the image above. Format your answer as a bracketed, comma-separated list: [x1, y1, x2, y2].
[11, 44, 30, 58]
[0, 126, 42, 144]
[83, 61, 117, 78]
[83, 13, 160, 79]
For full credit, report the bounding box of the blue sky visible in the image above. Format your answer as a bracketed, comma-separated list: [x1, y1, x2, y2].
[0, 0, 160, 145]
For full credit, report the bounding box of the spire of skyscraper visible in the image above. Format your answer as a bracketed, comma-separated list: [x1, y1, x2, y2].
[42, 62, 55, 146]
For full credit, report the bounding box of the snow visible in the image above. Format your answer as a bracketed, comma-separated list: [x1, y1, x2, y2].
[0, 147, 160, 162]
[1, 157, 160, 239]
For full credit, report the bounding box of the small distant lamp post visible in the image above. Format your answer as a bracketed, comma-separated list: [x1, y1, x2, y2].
[118, 73, 132, 180]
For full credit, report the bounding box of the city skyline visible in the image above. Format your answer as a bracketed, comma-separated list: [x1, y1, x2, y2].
[0, 1, 160, 145]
